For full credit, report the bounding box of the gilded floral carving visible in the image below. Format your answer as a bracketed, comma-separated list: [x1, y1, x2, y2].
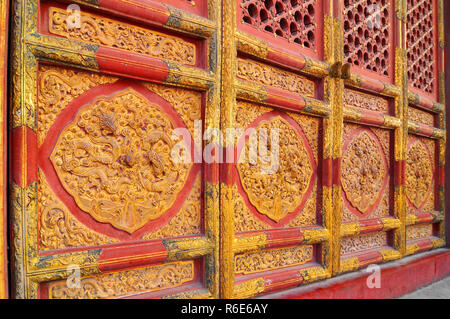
[344, 89, 389, 113]
[48, 7, 196, 65]
[340, 232, 387, 255]
[51, 89, 192, 233]
[38, 65, 118, 146]
[406, 224, 433, 241]
[237, 59, 315, 97]
[408, 106, 435, 127]
[48, 261, 194, 299]
[235, 246, 313, 274]
[406, 139, 434, 209]
[237, 116, 313, 223]
[341, 129, 387, 215]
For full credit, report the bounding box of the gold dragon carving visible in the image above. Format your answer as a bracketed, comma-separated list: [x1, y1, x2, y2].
[406, 139, 434, 209]
[48, 261, 194, 299]
[48, 7, 196, 66]
[235, 246, 313, 274]
[237, 116, 313, 223]
[341, 129, 386, 215]
[236, 59, 315, 97]
[51, 88, 192, 233]
[38, 65, 118, 146]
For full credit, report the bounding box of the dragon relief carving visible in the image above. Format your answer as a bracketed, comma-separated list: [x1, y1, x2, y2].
[48, 261, 194, 299]
[237, 116, 314, 223]
[406, 139, 434, 209]
[237, 59, 315, 97]
[51, 89, 192, 233]
[235, 246, 313, 274]
[48, 7, 196, 66]
[341, 129, 386, 215]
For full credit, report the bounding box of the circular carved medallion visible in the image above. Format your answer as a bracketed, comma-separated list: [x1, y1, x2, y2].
[341, 129, 387, 215]
[51, 88, 192, 233]
[406, 139, 433, 209]
[237, 115, 314, 223]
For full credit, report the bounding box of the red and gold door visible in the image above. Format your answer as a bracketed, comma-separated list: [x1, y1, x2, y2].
[9, 0, 221, 298]
[5, 0, 447, 299]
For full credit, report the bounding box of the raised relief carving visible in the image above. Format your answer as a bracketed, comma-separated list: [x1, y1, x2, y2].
[406, 139, 434, 209]
[340, 232, 387, 255]
[407, 224, 433, 241]
[237, 116, 314, 223]
[237, 59, 315, 97]
[142, 174, 202, 240]
[39, 171, 117, 250]
[51, 89, 191, 233]
[48, 7, 196, 65]
[48, 261, 194, 299]
[341, 129, 387, 215]
[235, 246, 313, 274]
[408, 106, 435, 127]
[344, 89, 389, 113]
[38, 65, 118, 146]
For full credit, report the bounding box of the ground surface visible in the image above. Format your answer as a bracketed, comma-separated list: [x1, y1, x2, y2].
[400, 276, 450, 299]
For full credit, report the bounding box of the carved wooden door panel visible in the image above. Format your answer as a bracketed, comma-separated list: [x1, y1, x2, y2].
[218, 0, 446, 298]
[336, 0, 446, 275]
[8, 0, 447, 299]
[219, 0, 334, 298]
[10, 0, 221, 298]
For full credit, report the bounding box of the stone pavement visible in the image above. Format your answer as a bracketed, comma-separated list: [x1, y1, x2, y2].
[400, 276, 450, 299]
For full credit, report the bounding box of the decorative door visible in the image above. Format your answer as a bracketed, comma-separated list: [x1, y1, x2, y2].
[8, 0, 447, 299]
[9, 0, 221, 298]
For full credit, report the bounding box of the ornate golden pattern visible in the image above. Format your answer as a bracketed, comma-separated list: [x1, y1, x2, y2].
[51, 89, 191, 233]
[407, 224, 433, 241]
[406, 139, 434, 209]
[344, 89, 389, 113]
[341, 129, 386, 214]
[48, 7, 196, 65]
[38, 171, 117, 250]
[142, 83, 202, 139]
[233, 184, 270, 232]
[38, 65, 118, 146]
[288, 112, 319, 163]
[408, 106, 435, 127]
[48, 261, 194, 299]
[236, 59, 315, 97]
[340, 232, 387, 255]
[237, 116, 313, 222]
[235, 101, 272, 131]
[235, 246, 313, 274]
[142, 174, 202, 240]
